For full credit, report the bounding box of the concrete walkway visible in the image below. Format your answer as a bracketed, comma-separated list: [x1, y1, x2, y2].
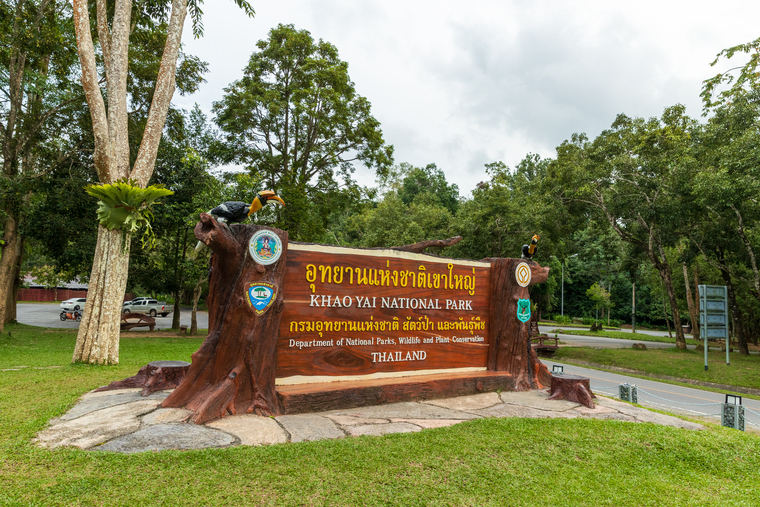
[34, 387, 703, 454]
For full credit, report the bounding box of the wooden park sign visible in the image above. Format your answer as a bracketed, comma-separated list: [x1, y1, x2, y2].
[161, 216, 551, 423]
[278, 244, 491, 380]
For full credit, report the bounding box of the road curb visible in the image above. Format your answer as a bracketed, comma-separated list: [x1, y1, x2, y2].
[555, 358, 760, 397]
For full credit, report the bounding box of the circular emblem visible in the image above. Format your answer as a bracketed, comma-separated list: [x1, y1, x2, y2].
[249, 230, 283, 265]
[515, 262, 532, 287]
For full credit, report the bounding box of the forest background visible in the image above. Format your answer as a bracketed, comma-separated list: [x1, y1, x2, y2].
[3, 4, 760, 357]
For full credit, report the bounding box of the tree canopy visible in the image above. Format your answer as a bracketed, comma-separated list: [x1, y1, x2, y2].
[213, 23, 394, 239]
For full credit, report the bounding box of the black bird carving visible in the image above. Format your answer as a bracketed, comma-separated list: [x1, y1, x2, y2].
[521, 234, 540, 259]
[195, 190, 285, 251]
[208, 190, 285, 224]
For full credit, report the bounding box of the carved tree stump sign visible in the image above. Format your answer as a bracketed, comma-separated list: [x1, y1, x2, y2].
[96, 360, 190, 396]
[161, 214, 288, 424]
[548, 374, 595, 408]
[124, 214, 557, 422]
[487, 258, 552, 390]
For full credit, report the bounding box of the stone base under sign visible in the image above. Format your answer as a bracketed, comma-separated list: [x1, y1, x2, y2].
[276, 370, 519, 414]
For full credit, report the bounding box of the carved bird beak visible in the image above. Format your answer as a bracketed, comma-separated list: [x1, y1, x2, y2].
[247, 191, 286, 216]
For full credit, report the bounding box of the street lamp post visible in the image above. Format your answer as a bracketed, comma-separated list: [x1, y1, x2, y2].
[561, 254, 578, 319]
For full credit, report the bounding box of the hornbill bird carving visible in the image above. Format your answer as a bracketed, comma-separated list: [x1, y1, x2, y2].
[195, 191, 285, 251]
[521, 234, 540, 259]
[207, 191, 285, 223]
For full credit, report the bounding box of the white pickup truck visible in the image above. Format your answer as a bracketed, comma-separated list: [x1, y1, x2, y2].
[122, 298, 172, 317]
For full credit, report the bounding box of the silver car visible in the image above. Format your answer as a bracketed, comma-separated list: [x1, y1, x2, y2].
[60, 297, 87, 311]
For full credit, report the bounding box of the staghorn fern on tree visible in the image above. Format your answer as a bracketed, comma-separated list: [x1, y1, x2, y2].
[85, 179, 173, 250]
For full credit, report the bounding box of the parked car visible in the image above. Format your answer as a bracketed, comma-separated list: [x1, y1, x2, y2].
[122, 297, 150, 307]
[121, 299, 171, 317]
[60, 298, 87, 311]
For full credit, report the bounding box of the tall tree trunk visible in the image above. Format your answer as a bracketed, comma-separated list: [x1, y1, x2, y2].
[683, 263, 700, 341]
[651, 243, 686, 349]
[0, 212, 23, 331]
[662, 293, 673, 339]
[719, 265, 749, 355]
[171, 225, 189, 330]
[72, 226, 131, 364]
[4, 259, 20, 324]
[72, 0, 188, 364]
[172, 294, 181, 329]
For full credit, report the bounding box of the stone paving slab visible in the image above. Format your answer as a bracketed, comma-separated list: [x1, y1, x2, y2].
[499, 390, 580, 412]
[34, 386, 705, 453]
[95, 423, 236, 453]
[276, 414, 345, 442]
[59, 390, 168, 421]
[344, 422, 421, 437]
[324, 415, 390, 426]
[207, 415, 288, 446]
[424, 392, 502, 411]
[35, 400, 160, 449]
[473, 403, 579, 420]
[323, 401, 481, 421]
[80, 387, 143, 401]
[142, 408, 193, 425]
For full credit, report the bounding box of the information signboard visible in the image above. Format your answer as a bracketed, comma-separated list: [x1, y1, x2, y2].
[698, 285, 729, 369]
[278, 243, 491, 381]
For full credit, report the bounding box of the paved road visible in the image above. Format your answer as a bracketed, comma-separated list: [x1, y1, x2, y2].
[538, 325, 687, 349]
[17, 303, 209, 330]
[544, 359, 759, 430]
[544, 325, 677, 337]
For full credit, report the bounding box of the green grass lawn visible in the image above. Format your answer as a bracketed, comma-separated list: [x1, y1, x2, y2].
[553, 328, 702, 346]
[555, 346, 760, 391]
[1, 323, 759, 506]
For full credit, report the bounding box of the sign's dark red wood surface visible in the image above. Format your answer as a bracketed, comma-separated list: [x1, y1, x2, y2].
[277, 244, 491, 378]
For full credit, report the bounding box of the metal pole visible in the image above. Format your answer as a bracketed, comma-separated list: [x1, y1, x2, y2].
[701, 286, 708, 371]
[632, 282, 636, 334]
[725, 286, 730, 366]
[561, 262, 564, 318]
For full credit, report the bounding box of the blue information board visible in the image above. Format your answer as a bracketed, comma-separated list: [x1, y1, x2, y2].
[698, 285, 729, 369]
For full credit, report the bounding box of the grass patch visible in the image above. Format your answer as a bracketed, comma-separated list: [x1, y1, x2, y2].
[1, 323, 759, 506]
[553, 328, 701, 346]
[555, 346, 760, 391]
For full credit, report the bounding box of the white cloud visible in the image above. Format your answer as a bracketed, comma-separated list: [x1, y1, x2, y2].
[175, 0, 760, 195]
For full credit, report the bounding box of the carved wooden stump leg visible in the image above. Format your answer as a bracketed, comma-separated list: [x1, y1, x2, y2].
[547, 373, 595, 408]
[95, 361, 191, 396]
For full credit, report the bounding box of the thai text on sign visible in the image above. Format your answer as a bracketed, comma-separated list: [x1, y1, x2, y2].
[277, 244, 491, 380]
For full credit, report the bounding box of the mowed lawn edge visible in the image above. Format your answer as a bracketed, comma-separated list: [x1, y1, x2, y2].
[554, 346, 760, 393]
[0, 324, 758, 507]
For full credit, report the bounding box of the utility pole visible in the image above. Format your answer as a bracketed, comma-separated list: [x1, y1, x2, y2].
[632, 282, 636, 333]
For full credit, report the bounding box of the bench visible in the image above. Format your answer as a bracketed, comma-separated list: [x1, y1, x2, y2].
[531, 334, 559, 356]
[120, 312, 156, 331]
[529, 317, 558, 357]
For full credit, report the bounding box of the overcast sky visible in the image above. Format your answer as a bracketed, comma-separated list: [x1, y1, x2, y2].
[175, 1, 760, 196]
